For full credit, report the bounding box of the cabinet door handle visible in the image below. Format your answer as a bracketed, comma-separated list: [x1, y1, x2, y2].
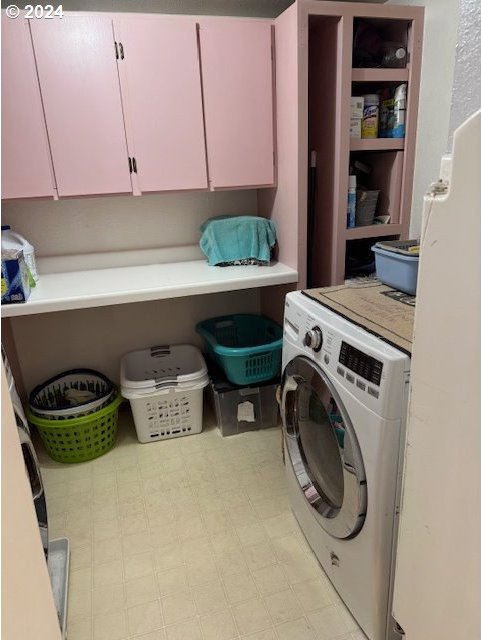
[119, 42, 124, 60]
[114, 41, 119, 60]
[128, 157, 132, 173]
[132, 157, 137, 173]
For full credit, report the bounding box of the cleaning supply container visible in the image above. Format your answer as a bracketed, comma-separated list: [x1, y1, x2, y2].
[347, 175, 357, 228]
[372, 239, 420, 295]
[1, 225, 38, 283]
[196, 314, 283, 385]
[392, 83, 407, 138]
[120, 345, 209, 443]
[27, 392, 122, 464]
[361, 94, 380, 138]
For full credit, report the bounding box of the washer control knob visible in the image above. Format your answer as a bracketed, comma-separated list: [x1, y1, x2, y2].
[303, 326, 323, 352]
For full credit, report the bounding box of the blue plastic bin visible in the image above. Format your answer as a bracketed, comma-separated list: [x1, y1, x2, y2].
[372, 243, 419, 295]
[196, 314, 283, 385]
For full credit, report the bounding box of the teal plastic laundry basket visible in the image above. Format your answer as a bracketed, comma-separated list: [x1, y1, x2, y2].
[196, 314, 283, 385]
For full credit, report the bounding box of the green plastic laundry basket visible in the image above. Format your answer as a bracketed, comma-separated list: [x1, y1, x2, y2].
[196, 314, 283, 385]
[27, 392, 123, 463]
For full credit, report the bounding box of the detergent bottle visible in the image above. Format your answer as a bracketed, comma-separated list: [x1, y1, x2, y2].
[1, 225, 38, 284]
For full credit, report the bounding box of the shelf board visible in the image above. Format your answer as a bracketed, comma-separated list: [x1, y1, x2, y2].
[345, 223, 403, 240]
[1, 259, 298, 318]
[351, 68, 409, 83]
[350, 138, 405, 152]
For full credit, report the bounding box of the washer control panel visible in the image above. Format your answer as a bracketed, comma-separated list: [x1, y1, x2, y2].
[303, 315, 384, 403]
[339, 341, 383, 386]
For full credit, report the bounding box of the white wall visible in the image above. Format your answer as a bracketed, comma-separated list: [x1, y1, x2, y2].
[2, 190, 258, 257]
[11, 289, 260, 392]
[2, 188, 261, 391]
[388, 0, 460, 237]
[448, 0, 481, 141]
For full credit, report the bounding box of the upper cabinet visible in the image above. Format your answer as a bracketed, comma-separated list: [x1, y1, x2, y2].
[30, 15, 133, 197]
[198, 20, 275, 189]
[2, 12, 276, 200]
[113, 17, 208, 194]
[1, 15, 55, 200]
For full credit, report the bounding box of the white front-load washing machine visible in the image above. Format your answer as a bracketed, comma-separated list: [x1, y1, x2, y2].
[280, 291, 410, 640]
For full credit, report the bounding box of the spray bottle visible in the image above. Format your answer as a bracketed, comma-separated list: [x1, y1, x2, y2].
[347, 174, 357, 229]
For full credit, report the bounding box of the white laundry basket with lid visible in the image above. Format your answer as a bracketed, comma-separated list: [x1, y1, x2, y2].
[121, 345, 209, 443]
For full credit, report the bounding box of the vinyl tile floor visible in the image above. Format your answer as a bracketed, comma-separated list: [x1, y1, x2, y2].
[38, 406, 367, 640]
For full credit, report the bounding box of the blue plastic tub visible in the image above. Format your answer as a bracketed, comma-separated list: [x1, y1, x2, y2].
[372, 243, 419, 295]
[196, 314, 283, 385]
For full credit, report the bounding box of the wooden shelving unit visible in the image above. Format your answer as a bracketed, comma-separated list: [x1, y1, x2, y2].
[256, 0, 424, 319]
[263, 1, 423, 292]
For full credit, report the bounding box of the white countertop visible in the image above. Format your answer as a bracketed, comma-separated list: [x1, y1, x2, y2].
[1, 257, 298, 317]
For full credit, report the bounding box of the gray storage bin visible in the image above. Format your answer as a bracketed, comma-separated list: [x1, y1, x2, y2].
[209, 382, 279, 437]
[206, 357, 279, 437]
[206, 357, 280, 436]
[372, 240, 419, 295]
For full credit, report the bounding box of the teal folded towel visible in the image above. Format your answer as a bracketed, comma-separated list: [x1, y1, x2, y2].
[199, 216, 277, 266]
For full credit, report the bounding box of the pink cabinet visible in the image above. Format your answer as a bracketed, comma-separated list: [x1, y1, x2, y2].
[198, 20, 275, 189]
[114, 17, 208, 193]
[30, 15, 132, 197]
[1, 15, 55, 200]
[3, 13, 277, 200]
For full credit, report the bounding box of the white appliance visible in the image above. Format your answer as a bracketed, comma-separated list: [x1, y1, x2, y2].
[280, 290, 410, 640]
[392, 110, 481, 639]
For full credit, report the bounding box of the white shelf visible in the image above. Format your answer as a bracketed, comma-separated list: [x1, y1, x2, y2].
[1, 258, 298, 318]
[345, 223, 403, 240]
[350, 138, 405, 151]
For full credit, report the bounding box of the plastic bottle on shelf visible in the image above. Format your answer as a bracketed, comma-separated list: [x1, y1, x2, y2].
[379, 87, 394, 138]
[361, 94, 380, 138]
[392, 84, 407, 138]
[1, 225, 38, 284]
[380, 42, 407, 68]
[347, 175, 357, 229]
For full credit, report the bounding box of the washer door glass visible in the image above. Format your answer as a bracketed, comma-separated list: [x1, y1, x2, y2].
[282, 356, 367, 539]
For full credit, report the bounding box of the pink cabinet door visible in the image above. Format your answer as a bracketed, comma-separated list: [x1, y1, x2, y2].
[30, 16, 132, 197]
[1, 15, 55, 200]
[198, 20, 275, 189]
[114, 17, 208, 193]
